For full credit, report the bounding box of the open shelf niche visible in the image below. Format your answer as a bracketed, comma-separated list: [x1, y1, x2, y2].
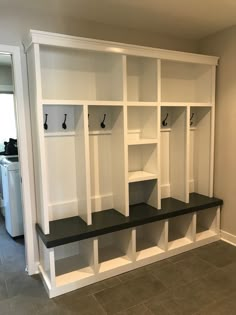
[40, 45, 123, 101]
[126, 56, 157, 102]
[43, 104, 90, 224]
[160, 106, 188, 202]
[96, 229, 133, 273]
[189, 107, 212, 196]
[129, 179, 158, 209]
[128, 143, 158, 183]
[38, 238, 95, 288]
[135, 221, 166, 261]
[168, 213, 194, 250]
[196, 208, 219, 241]
[161, 60, 213, 103]
[127, 106, 158, 145]
[88, 106, 127, 216]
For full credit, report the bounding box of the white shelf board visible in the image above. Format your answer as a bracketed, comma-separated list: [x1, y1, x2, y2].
[42, 99, 125, 106]
[168, 237, 192, 250]
[99, 256, 132, 273]
[56, 266, 94, 287]
[44, 131, 76, 137]
[196, 229, 217, 242]
[127, 101, 158, 107]
[160, 128, 171, 132]
[128, 171, 157, 183]
[161, 102, 213, 107]
[128, 139, 158, 145]
[55, 255, 94, 286]
[136, 246, 164, 261]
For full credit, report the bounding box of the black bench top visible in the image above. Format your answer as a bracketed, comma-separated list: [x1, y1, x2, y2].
[36, 193, 223, 248]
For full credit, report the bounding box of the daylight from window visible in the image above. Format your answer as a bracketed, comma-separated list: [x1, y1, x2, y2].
[0, 94, 16, 152]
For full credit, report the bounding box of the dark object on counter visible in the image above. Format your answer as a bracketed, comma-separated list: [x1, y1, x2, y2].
[0, 138, 18, 155]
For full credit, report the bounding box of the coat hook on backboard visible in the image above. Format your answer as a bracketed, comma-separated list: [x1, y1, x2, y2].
[62, 114, 67, 129]
[44, 113, 48, 130]
[101, 114, 106, 129]
[190, 113, 194, 126]
[162, 113, 168, 127]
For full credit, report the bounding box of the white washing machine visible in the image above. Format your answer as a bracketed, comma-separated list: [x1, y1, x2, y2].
[0, 157, 24, 237]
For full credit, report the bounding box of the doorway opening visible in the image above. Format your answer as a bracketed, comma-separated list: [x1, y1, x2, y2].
[0, 53, 25, 272]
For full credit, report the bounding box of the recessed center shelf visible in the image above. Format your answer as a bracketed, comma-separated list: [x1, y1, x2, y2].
[36, 193, 222, 248]
[128, 171, 157, 183]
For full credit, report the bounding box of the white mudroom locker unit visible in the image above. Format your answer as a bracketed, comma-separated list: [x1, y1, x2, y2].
[24, 30, 223, 297]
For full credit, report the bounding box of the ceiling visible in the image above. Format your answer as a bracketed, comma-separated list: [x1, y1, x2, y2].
[2, 0, 236, 40]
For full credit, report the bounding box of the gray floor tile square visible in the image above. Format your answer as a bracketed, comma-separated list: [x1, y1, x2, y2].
[118, 303, 154, 315]
[150, 262, 188, 288]
[125, 274, 167, 304]
[94, 283, 137, 314]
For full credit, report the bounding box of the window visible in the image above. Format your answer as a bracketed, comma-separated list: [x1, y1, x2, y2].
[0, 93, 16, 152]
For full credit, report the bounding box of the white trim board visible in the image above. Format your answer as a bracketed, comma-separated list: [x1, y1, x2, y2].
[221, 230, 236, 246]
[24, 30, 219, 66]
[0, 44, 37, 275]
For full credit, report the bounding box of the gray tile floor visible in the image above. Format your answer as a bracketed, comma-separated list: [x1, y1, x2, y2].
[1, 214, 236, 315]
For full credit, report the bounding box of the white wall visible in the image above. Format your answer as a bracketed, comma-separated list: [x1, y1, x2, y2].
[199, 26, 236, 240]
[0, 7, 198, 272]
[0, 7, 198, 52]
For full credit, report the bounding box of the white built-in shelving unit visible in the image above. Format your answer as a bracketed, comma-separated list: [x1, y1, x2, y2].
[25, 30, 221, 298]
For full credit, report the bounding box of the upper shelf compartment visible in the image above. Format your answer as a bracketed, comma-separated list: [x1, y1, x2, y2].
[161, 61, 213, 103]
[39, 45, 123, 101]
[126, 56, 158, 102]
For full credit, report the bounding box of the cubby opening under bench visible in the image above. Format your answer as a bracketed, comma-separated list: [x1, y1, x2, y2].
[36, 193, 222, 298]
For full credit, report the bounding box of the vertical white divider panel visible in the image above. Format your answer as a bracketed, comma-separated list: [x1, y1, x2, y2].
[185, 214, 195, 242]
[131, 228, 137, 262]
[193, 108, 212, 196]
[80, 238, 96, 273]
[123, 55, 129, 215]
[75, 105, 91, 224]
[215, 206, 220, 234]
[163, 220, 169, 251]
[170, 107, 188, 202]
[27, 44, 49, 234]
[116, 229, 133, 262]
[157, 59, 161, 209]
[93, 238, 99, 274]
[192, 213, 197, 242]
[185, 106, 190, 203]
[111, 106, 128, 216]
[49, 248, 56, 288]
[209, 66, 216, 197]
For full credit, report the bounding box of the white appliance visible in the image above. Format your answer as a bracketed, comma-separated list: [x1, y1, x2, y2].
[0, 157, 24, 237]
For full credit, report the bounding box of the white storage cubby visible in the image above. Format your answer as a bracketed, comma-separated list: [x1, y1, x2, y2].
[127, 106, 158, 144]
[189, 107, 212, 196]
[135, 221, 166, 261]
[25, 30, 220, 298]
[43, 104, 90, 223]
[40, 46, 123, 101]
[39, 239, 95, 288]
[129, 180, 158, 208]
[168, 214, 194, 250]
[126, 56, 157, 102]
[196, 208, 219, 241]
[160, 106, 187, 202]
[88, 105, 127, 215]
[97, 229, 133, 273]
[128, 144, 158, 183]
[161, 60, 213, 103]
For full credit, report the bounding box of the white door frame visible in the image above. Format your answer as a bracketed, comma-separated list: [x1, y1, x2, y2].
[0, 44, 37, 275]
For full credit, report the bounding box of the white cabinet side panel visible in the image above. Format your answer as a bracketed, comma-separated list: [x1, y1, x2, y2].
[27, 45, 49, 233]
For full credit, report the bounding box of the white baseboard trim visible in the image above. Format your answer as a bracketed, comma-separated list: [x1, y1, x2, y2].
[221, 230, 236, 246]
